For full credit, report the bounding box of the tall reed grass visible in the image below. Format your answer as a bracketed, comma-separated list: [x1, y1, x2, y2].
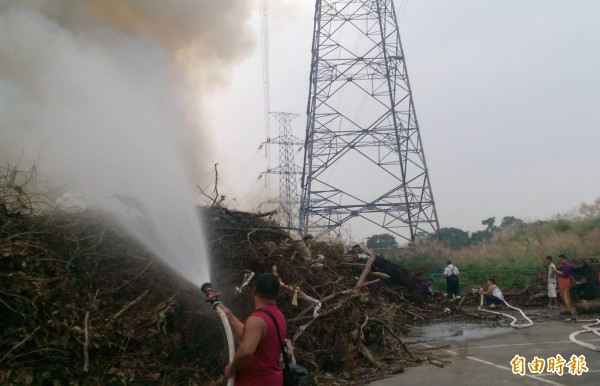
[383, 216, 600, 291]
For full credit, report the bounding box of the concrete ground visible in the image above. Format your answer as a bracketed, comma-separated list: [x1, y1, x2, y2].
[369, 313, 600, 386]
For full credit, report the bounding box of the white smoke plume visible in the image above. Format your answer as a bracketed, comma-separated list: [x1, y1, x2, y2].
[0, 0, 255, 285]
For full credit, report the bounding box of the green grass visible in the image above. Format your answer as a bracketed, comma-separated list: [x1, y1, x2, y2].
[381, 214, 600, 292]
[389, 253, 541, 292]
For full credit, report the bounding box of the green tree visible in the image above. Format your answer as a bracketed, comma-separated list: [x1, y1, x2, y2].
[482, 217, 497, 233]
[470, 230, 493, 244]
[439, 227, 471, 250]
[366, 233, 399, 250]
[500, 216, 524, 229]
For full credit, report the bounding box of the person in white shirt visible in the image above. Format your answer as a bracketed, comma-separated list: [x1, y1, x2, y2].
[479, 278, 504, 308]
[443, 260, 460, 299]
[545, 255, 557, 309]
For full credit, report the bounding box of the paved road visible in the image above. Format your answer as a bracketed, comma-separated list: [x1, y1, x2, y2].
[370, 317, 600, 386]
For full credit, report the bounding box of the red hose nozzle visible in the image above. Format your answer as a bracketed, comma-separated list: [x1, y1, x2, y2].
[201, 282, 222, 308]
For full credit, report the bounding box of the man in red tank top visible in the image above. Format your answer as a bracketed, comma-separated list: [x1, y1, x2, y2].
[219, 273, 287, 385]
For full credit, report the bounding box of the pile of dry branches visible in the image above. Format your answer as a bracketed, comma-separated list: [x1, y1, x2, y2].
[192, 206, 458, 384]
[1, 165, 459, 385]
[0, 207, 225, 385]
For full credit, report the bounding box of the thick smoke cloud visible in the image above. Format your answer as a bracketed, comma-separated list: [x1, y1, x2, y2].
[0, 0, 255, 285]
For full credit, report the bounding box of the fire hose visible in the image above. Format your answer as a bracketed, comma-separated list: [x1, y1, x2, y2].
[568, 317, 600, 351]
[477, 289, 599, 349]
[477, 291, 533, 329]
[201, 282, 235, 386]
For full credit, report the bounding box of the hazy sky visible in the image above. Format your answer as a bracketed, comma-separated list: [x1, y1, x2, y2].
[0, 0, 255, 284]
[208, 0, 600, 238]
[2, 0, 599, 245]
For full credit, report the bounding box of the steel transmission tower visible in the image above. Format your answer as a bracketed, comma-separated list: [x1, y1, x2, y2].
[260, 112, 303, 229]
[300, 0, 440, 242]
[257, 0, 304, 229]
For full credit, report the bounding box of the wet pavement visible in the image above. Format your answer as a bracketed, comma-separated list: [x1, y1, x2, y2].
[370, 308, 600, 386]
[404, 321, 512, 344]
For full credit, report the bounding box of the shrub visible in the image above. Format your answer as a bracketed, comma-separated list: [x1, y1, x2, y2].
[554, 219, 571, 232]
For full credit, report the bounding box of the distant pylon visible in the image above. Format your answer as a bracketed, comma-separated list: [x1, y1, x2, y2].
[300, 0, 440, 242]
[259, 112, 303, 229]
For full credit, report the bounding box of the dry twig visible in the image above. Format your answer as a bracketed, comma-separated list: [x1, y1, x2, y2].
[0, 325, 41, 364]
[83, 311, 90, 373]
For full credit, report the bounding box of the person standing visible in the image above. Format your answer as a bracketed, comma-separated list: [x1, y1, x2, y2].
[545, 255, 558, 309]
[217, 273, 287, 385]
[555, 254, 573, 314]
[479, 278, 504, 308]
[444, 260, 460, 299]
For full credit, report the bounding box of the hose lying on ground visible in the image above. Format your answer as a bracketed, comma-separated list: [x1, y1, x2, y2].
[569, 317, 600, 351]
[476, 288, 599, 348]
[477, 292, 534, 329]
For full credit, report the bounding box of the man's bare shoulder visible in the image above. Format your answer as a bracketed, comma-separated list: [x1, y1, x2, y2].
[247, 314, 268, 328]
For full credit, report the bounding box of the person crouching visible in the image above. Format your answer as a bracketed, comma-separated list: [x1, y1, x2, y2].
[479, 278, 504, 308]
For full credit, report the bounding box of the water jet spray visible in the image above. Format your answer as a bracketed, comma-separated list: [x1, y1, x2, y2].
[201, 282, 235, 386]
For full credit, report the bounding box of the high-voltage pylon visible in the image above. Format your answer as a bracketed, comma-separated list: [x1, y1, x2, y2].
[300, 0, 440, 242]
[259, 112, 303, 229]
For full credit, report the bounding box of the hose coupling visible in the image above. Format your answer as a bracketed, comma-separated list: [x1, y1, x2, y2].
[201, 282, 222, 309]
